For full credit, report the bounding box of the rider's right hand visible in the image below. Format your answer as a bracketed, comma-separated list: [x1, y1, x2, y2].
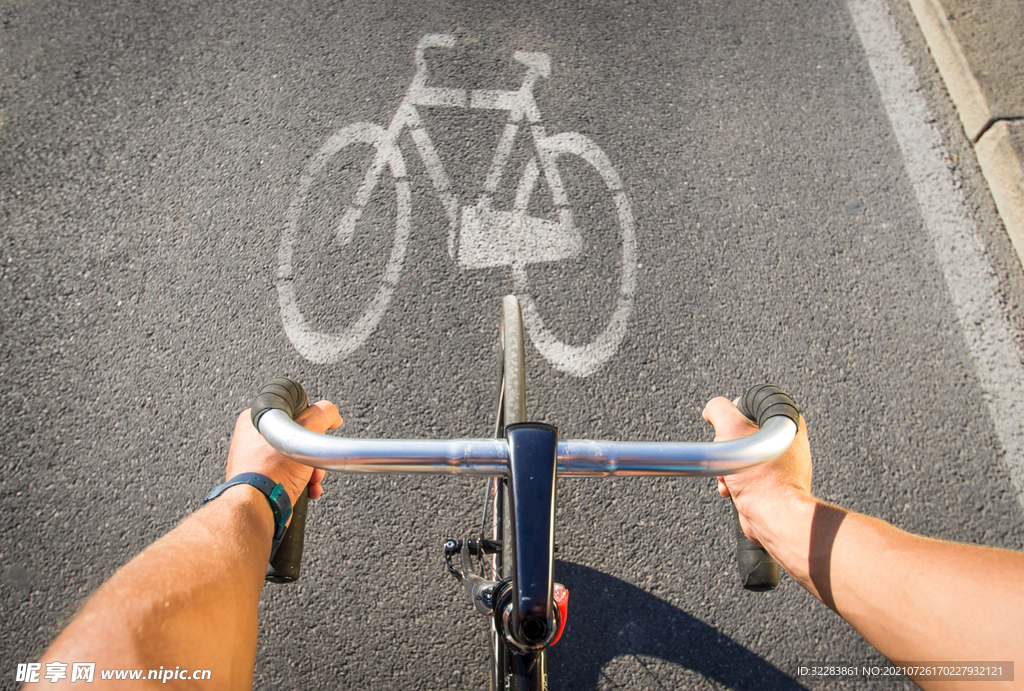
[702, 397, 813, 544]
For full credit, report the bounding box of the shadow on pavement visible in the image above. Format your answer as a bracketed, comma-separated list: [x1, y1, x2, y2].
[547, 561, 806, 690]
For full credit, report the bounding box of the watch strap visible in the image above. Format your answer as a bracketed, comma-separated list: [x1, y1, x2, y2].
[203, 472, 293, 558]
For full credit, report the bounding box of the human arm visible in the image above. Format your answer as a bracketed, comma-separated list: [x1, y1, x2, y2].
[38, 402, 341, 690]
[704, 397, 1024, 690]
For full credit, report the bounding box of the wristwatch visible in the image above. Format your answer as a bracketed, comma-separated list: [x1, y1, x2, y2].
[203, 472, 292, 559]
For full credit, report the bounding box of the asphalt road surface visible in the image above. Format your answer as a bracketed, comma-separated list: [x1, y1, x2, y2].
[3, 0, 1024, 689]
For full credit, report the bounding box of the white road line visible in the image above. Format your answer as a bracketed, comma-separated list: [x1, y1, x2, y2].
[849, 0, 1024, 510]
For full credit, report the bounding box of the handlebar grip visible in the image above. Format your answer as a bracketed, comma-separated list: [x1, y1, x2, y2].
[251, 377, 309, 429]
[732, 501, 779, 591]
[738, 384, 799, 429]
[252, 378, 310, 584]
[267, 487, 308, 583]
[729, 384, 798, 592]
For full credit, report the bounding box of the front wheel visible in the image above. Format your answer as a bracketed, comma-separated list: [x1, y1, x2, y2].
[487, 297, 551, 690]
[513, 132, 637, 378]
[277, 122, 411, 364]
[487, 295, 527, 689]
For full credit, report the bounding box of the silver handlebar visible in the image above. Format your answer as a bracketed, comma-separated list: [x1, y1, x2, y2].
[256, 409, 797, 477]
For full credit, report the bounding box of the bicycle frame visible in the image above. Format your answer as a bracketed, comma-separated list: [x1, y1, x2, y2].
[253, 298, 799, 690]
[256, 404, 796, 690]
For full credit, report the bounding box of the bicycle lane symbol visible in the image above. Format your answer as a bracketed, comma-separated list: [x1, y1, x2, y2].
[277, 34, 637, 377]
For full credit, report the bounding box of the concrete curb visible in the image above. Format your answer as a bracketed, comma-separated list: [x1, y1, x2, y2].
[907, 0, 991, 141]
[976, 122, 1024, 264]
[908, 0, 1024, 269]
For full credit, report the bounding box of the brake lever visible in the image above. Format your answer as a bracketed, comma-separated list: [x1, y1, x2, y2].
[461, 542, 501, 615]
[444, 539, 502, 615]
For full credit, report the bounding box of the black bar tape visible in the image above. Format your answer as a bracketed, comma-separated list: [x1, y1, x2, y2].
[251, 377, 309, 427]
[730, 384, 797, 592]
[252, 378, 311, 584]
[266, 487, 308, 583]
[738, 384, 799, 428]
[732, 501, 780, 591]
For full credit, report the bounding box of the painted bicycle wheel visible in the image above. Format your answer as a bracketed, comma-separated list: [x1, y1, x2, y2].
[277, 122, 411, 364]
[512, 132, 637, 378]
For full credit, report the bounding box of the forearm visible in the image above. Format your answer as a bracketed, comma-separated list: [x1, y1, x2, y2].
[742, 489, 1024, 687]
[42, 487, 273, 689]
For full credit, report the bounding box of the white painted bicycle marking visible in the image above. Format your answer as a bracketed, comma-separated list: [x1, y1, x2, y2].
[278, 35, 637, 376]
